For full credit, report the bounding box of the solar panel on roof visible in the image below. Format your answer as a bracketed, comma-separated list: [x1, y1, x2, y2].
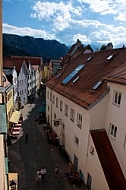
[92, 80, 103, 90]
[62, 64, 85, 84]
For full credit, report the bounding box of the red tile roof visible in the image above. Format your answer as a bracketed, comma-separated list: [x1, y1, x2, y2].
[46, 48, 126, 109]
[90, 129, 126, 190]
[3, 56, 43, 72]
[105, 64, 126, 85]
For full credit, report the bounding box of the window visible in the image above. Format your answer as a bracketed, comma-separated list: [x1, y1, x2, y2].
[113, 91, 122, 106]
[54, 113, 56, 119]
[90, 146, 94, 155]
[62, 64, 85, 84]
[50, 92, 52, 101]
[53, 95, 55, 104]
[64, 104, 68, 116]
[109, 123, 117, 138]
[70, 108, 75, 122]
[56, 97, 58, 108]
[48, 105, 50, 111]
[77, 113, 82, 128]
[47, 91, 49, 99]
[123, 134, 126, 150]
[60, 100, 63, 111]
[75, 136, 79, 146]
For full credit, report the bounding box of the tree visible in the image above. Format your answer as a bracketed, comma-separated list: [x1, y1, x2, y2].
[100, 44, 106, 51]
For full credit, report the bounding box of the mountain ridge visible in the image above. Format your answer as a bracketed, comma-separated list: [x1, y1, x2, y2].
[3, 34, 69, 61]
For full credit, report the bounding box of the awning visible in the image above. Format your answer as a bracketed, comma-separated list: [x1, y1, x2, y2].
[39, 104, 46, 112]
[8, 173, 18, 190]
[9, 111, 21, 124]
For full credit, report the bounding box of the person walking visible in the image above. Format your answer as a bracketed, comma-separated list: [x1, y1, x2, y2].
[54, 166, 60, 182]
[25, 132, 28, 143]
[41, 166, 47, 181]
[36, 169, 41, 183]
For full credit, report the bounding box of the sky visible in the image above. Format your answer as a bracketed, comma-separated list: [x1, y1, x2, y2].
[2, 0, 126, 48]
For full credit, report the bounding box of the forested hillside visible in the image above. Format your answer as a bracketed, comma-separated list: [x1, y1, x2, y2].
[3, 34, 69, 60]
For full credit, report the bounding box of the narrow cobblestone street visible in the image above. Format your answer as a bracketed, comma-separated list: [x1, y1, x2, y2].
[8, 97, 88, 190]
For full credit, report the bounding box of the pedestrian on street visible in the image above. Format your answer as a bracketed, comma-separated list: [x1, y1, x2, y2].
[41, 166, 47, 181]
[54, 166, 60, 182]
[25, 132, 28, 143]
[36, 169, 41, 183]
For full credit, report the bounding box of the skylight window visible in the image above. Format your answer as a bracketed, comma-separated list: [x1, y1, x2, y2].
[92, 80, 103, 90]
[56, 73, 62, 78]
[106, 54, 113, 61]
[72, 76, 80, 84]
[62, 64, 85, 84]
[87, 56, 92, 61]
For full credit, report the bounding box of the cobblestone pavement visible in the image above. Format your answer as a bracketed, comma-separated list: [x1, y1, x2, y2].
[8, 98, 88, 190]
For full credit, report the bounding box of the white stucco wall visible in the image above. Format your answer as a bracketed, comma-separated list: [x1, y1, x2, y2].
[18, 63, 28, 106]
[46, 87, 90, 179]
[105, 82, 126, 178]
[89, 93, 109, 130]
[86, 135, 109, 190]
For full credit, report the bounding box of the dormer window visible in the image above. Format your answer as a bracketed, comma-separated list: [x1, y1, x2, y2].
[87, 56, 92, 61]
[106, 54, 113, 61]
[92, 80, 103, 90]
[72, 76, 80, 84]
[56, 73, 62, 78]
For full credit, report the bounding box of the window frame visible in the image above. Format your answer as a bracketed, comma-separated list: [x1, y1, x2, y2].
[75, 135, 79, 147]
[77, 113, 82, 128]
[70, 108, 75, 122]
[109, 123, 117, 139]
[56, 97, 58, 108]
[60, 100, 63, 111]
[64, 104, 68, 117]
[113, 90, 122, 106]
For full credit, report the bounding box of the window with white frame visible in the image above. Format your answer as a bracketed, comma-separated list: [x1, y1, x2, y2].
[113, 90, 122, 106]
[53, 95, 55, 104]
[77, 113, 82, 128]
[50, 92, 52, 101]
[60, 100, 63, 111]
[90, 146, 94, 155]
[48, 105, 50, 111]
[109, 123, 117, 138]
[47, 91, 49, 99]
[70, 108, 75, 122]
[54, 113, 56, 119]
[64, 104, 68, 116]
[123, 134, 126, 150]
[56, 97, 58, 108]
[75, 136, 79, 146]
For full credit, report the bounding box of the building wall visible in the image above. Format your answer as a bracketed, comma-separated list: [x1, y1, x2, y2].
[13, 69, 18, 104]
[86, 135, 109, 190]
[46, 87, 90, 177]
[6, 87, 14, 125]
[0, 135, 7, 190]
[18, 63, 27, 106]
[105, 82, 126, 178]
[89, 93, 109, 130]
[35, 69, 40, 91]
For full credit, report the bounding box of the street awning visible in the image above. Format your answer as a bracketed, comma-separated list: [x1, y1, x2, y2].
[9, 111, 21, 124]
[8, 173, 18, 190]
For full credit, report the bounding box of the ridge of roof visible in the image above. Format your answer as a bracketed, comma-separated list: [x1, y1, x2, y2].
[90, 129, 126, 190]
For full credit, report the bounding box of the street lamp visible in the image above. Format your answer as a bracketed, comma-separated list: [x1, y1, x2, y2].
[9, 180, 17, 190]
